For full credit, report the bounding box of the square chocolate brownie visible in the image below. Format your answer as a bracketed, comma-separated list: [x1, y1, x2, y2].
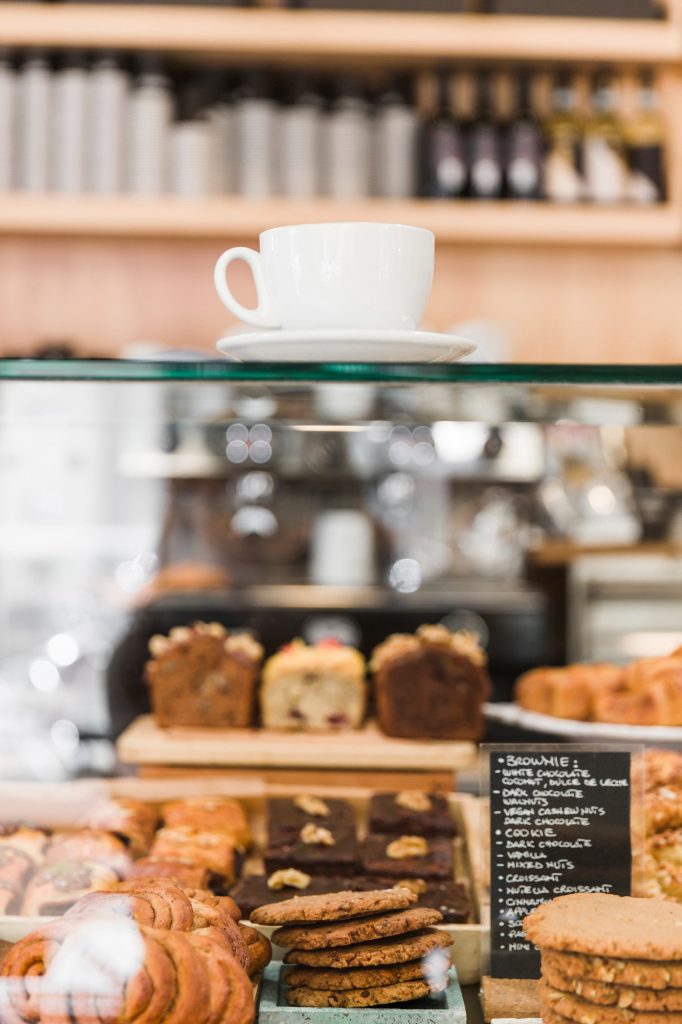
[362, 833, 452, 880]
[368, 792, 457, 837]
[264, 820, 358, 877]
[267, 796, 356, 846]
[360, 876, 470, 923]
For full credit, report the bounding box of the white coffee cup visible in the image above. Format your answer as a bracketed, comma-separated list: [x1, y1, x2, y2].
[214, 222, 435, 331]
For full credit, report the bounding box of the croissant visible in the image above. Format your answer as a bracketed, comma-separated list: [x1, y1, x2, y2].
[515, 663, 623, 721]
[45, 830, 131, 878]
[129, 858, 211, 890]
[21, 861, 119, 917]
[162, 799, 251, 850]
[67, 880, 195, 931]
[0, 827, 49, 865]
[150, 828, 240, 883]
[0, 848, 33, 890]
[0, 882, 18, 915]
[594, 657, 682, 727]
[80, 798, 158, 857]
[0, 917, 255, 1024]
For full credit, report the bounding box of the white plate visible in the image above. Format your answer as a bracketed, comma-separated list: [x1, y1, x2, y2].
[485, 702, 682, 745]
[216, 329, 476, 364]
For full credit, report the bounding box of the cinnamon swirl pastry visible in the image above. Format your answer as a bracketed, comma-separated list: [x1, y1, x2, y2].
[193, 922, 250, 973]
[69, 879, 195, 930]
[187, 930, 256, 1024]
[0, 917, 255, 1024]
[183, 890, 241, 923]
[239, 924, 272, 977]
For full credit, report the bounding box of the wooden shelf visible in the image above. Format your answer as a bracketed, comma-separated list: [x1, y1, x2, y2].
[529, 540, 682, 566]
[0, 4, 679, 64]
[117, 715, 477, 772]
[0, 195, 679, 247]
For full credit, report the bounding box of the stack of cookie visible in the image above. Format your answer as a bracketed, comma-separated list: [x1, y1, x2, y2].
[252, 888, 452, 1008]
[524, 892, 682, 1024]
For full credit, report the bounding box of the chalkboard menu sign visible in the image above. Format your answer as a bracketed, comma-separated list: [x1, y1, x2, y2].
[484, 745, 638, 979]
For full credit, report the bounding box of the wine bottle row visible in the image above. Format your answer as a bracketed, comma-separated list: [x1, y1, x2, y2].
[0, 51, 667, 204]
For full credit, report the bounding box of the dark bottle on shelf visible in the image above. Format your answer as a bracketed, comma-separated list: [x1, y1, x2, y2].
[505, 71, 543, 201]
[419, 70, 467, 199]
[626, 69, 666, 205]
[469, 70, 503, 200]
[544, 70, 584, 204]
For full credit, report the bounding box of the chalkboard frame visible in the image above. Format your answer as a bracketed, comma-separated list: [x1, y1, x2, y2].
[479, 742, 645, 980]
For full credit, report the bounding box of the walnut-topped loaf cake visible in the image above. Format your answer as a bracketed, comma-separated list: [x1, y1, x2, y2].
[260, 639, 366, 731]
[145, 621, 264, 728]
[370, 625, 491, 740]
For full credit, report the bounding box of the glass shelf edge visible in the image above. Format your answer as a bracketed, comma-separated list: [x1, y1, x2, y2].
[1, 359, 682, 386]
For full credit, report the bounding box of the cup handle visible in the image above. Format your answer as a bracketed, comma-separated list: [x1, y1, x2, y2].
[213, 247, 280, 328]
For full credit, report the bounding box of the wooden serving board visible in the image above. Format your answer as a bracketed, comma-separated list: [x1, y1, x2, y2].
[0, 779, 484, 985]
[117, 717, 477, 774]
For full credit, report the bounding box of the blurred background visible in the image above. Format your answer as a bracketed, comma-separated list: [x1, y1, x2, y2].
[1, 0, 682, 782]
[1, 0, 682, 359]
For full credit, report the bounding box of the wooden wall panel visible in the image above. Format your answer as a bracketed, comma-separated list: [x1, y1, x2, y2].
[2, 236, 682, 362]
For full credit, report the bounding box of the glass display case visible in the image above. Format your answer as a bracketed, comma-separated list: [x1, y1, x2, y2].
[2, 359, 681, 764]
[1, 359, 681, 1022]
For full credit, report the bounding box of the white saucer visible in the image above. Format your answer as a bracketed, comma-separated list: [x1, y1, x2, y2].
[216, 329, 476, 364]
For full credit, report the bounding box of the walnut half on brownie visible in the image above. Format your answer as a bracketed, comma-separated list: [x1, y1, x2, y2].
[370, 625, 491, 740]
[145, 622, 264, 729]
